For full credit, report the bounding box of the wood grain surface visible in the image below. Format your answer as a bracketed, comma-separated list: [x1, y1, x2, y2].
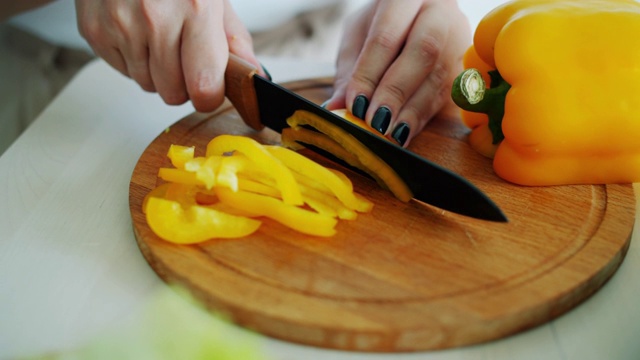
[129, 78, 635, 352]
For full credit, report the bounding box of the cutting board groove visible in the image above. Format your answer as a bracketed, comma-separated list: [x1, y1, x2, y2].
[129, 78, 635, 352]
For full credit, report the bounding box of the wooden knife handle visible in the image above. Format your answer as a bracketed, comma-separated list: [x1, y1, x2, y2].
[224, 53, 264, 130]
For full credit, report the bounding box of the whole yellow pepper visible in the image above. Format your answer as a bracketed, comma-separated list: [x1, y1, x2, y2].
[452, 0, 640, 186]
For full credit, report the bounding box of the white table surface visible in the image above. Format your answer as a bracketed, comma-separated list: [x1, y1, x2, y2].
[2, 2, 640, 359]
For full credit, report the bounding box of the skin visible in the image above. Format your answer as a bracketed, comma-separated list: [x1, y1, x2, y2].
[74, 0, 267, 113]
[324, 0, 471, 147]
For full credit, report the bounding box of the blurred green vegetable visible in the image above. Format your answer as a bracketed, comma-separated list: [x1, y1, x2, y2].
[26, 286, 268, 360]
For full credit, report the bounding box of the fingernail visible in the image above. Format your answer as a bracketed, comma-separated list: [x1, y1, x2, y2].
[320, 99, 330, 108]
[371, 106, 391, 134]
[352, 95, 369, 119]
[391, 122, 410, 146]
[260, 63, 272, 81]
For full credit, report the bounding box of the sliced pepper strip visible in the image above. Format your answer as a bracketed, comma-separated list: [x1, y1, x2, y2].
[215, 187, 337, 237]
[281, 127, 364, 170]
[158, 168, 201, 186]
[206, 135, 303, 205]
[145, 183, 261, 244]
[286, 110, 413, 202]
[144, 134, 374, 243]
[265, 145, 366, 211]
[298, 180, 358, 220]
[167, 144, 195, 169]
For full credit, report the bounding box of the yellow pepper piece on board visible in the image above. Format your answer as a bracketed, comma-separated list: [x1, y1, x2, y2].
[144, 134, 374, 243]
[167, 145, 195, 169]
[298, 180, 358, 220]
[205, 135, 303, 205]
[145, 183, 261, 244]
[158, 168, 201, 186]
[265, 145, 370, 211]
[215, 187, 337, 237]
[285, 110, 413, 202]
[452, 0, 640, 185]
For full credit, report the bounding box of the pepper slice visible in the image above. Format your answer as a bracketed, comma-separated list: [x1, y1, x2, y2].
[167, 144, 195, 169]
[265, 145, 372, 212]
[206, 135, 303, 205]
[215, 187, 337, 237]
[145, 183, 261, 244]
[144, 135, 374, 243]
[285, 110, 413, 202]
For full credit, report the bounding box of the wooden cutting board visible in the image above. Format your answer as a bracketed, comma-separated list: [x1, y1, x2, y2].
[129, 78, 635, 352]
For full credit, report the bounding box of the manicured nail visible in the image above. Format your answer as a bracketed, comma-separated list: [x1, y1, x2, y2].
[391, 122, 410, 146]
[371, 106, 391, 134]
[352, 95, 369, 119]
[260, 63, 272, 81]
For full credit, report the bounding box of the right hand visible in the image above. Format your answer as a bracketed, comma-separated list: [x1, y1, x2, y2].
[75, 0, 264, 112]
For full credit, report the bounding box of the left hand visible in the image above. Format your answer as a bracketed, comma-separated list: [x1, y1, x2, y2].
[324, 0, 470, 147]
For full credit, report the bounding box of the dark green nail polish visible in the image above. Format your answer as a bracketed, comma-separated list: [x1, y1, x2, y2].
[392, 122, 410, 146]
[371, 106, 391, 134]
[260, 63, 272, 81]
[352, 95, 369, 119]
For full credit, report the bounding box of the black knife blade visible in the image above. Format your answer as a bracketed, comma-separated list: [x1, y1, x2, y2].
[225, 55, 507, 222]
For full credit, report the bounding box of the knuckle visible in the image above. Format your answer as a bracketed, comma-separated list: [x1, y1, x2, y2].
[187, 72, 224, 111]
[139, 0, 163, 32]
[402, 103, 422, 124]
[161, 90, 188, 106]
[350, 71, 378, 95]
[416, 34, 443, 62]
[137, 81, 156, 93]
[369, 29, 401, 54]
[130, 69, 155, 92]
[381, 82, 409, 106]
[190, 74, 216, 99]
[78, 21, 101, 44]
[430, 62, 450, 89]
[186, 0, 207, 12]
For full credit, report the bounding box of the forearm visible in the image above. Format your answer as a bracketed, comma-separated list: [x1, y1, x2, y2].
[0, 0, 54, 21]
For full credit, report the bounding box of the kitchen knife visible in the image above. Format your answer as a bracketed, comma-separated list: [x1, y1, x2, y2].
[224, 54, 507, 222]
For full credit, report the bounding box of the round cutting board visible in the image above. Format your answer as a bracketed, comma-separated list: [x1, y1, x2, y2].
[129, 78, 635, 352]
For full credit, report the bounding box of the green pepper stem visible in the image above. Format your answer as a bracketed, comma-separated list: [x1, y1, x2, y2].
[451, 68, 511, 144]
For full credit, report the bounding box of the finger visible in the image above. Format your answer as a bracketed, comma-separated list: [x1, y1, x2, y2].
[117, 37, 154, 92]
[106, 1, 155, 92]
[367, 4, 450, 135]
[343, 0, 423, 118]
[388, 61, 449, 147]
[223, 0, 265, 77]
[94, 45, 130, 78]
[76, 3, 129, 77]
[181, 1, 228, 112]
[147, 4, 188, 105]
[323, 5, 372, 111]
[389, 6, 471, 147]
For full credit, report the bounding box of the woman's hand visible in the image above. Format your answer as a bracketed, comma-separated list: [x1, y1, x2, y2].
[324, 0, 470, 147]
[75, 0, 264, 112]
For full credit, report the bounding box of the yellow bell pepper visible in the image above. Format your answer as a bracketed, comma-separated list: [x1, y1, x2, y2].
[451, 0, 640, 186]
